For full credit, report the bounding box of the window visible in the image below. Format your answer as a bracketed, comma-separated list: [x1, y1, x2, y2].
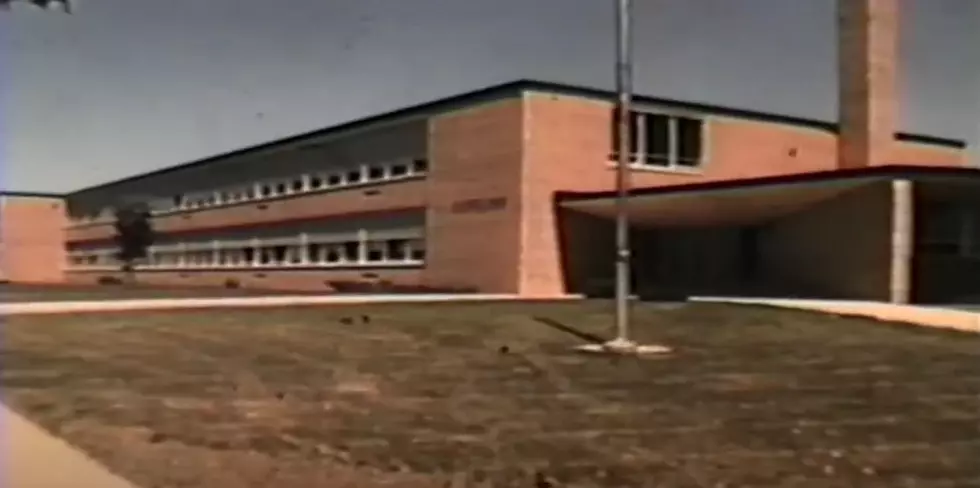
[327, 174, 343, 186]
[613, 110, 705, 169]
[243, 248, 255, 265]
[342, 242, 360, 262]
[643, 113, 670, 165]
[307, 244, 322, 263]
[412, 158, 428, 173]
[310, 176, 324, 189]
[275, 182, 288, 195]
[408, 239, 426, 262]
[367, 166, 385, 180]
[366, 244, 385, 262]
[289, 245, 303, 264]
[272, 246, 288, 264]
[292, 179, 305, 192]
[347, 169, 363, 184]
[326, 245, 342, 263]
[260, 185, 272, 198]
[390, 164, 408, 177]
[676, 117, 703, 167]
[386, 239, 407, 261]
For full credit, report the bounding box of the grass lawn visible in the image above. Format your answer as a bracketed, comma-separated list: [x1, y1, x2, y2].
[2, 301, 979, 488]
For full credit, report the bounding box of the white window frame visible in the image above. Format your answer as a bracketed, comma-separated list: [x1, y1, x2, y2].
[614, 111, 708, 173]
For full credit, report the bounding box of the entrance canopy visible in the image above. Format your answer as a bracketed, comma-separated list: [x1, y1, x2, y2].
[557, 165, 980, 227]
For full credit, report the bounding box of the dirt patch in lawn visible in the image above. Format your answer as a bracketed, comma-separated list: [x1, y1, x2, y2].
[3, 301, 980, 487]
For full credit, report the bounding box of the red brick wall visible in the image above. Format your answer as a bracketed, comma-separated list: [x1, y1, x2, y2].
[421, 100, 525, 293]
[892, 143, 965, 167]
[1, 196, 68, 283]
[838, 0, 899, 169]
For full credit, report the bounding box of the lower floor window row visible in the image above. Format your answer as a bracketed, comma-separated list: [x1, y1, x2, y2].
[69, 239, 425, 269]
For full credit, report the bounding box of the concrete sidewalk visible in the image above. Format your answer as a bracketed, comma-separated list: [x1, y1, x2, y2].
[0, 293, 531, 316]
[690, 296, 980, 334]
[3, 405, 139, 488]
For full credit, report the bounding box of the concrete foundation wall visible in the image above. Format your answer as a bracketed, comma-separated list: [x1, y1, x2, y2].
[758, 183, 893, 300]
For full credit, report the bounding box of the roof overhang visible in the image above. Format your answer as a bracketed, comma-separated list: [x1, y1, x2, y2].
[557, 165, 980, 228]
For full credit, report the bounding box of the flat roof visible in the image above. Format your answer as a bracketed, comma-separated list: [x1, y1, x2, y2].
[68, 79, 968, 197]
[558, 165, 980, 204]
[558, 165, 980, 227]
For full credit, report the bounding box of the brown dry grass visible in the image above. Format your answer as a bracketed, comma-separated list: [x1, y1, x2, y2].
[2, 301, 980, 487]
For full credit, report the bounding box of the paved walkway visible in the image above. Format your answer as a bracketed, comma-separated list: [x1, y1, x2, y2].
[0, 293, 533, 316]
[3, 405, 139, 488]
[691, 296, 980, 333]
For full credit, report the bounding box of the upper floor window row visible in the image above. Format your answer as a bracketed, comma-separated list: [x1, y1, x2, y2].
[71, 157, 430, 225]
[612, 110, 706, 170]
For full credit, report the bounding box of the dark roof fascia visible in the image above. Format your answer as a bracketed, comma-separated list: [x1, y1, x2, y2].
[556, 165, 980, 203]
[0, 191, 65, 199]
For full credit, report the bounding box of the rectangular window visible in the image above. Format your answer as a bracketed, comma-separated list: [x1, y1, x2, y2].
[386, 239, 407, 261]
[347, 170, 363, 184]
[272, 246, 288, 264]
[612, 110, 705, 169]
[644, 113, 671, 165]
[367, 165, 385, 180]
[676, 117, 703, 167]
[342, 242, 360, 262]
[289, 245, 303, 264]
[366, 243, 385, 262]
[412, 158, 429, 173]
[307, 244, 322, 263]
[408, 239, 426, 262]
[292, 178, 305, 192]
[390, 164, 408, 177]
[327, 174, 343, 186]
[310, 176, 324, 189]
[326, 245, 342, 263]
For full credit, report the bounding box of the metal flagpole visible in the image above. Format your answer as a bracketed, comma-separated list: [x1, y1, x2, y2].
[608, 0, 635, 351]
[575, 0, 669, 356]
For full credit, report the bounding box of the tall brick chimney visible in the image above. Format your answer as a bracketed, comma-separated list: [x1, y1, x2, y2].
[837, 0, 899, 169]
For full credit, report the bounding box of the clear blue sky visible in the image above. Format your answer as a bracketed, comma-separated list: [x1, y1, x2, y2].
[3, 0, 978, 193]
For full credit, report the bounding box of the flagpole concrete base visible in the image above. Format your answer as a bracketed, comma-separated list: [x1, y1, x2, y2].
[573, 338, 671, 356]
